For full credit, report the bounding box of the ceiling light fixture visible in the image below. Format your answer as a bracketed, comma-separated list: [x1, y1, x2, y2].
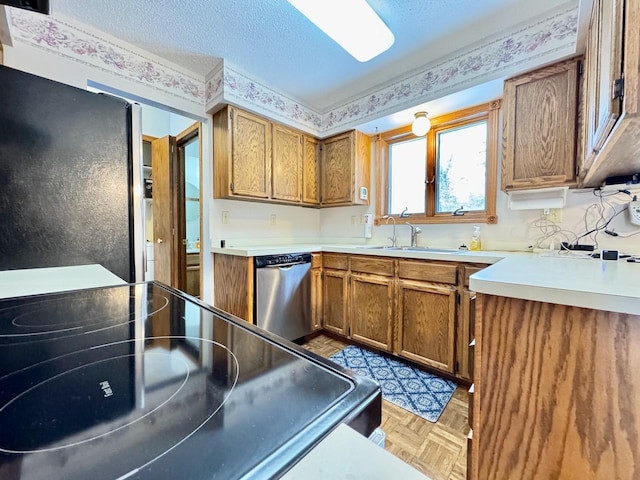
[287, 0, 395, 62]
[411, 112, 431, 136]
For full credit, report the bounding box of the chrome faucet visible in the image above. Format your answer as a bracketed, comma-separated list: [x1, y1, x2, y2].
[405, 222, 422, 247]
[384, 215, 397, 247]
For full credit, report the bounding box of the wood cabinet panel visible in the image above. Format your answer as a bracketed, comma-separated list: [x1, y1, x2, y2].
[350, 273, 394, 351]
[350, 256, 394, 277]
[323, 253, 348, 270]
[502, 58, 581, 190]
[321, 130, 371, 206]
[397, 260, 457, 284]
[473, 294, 640, 480]
[272, 124, 302, 202]
[213, 254, 253, 323]
[322, 132, 352, 205]
[311, 267, 323, 331]
[231, 108, 271, 198]
[583, 0, 624, 170]
[396, 280, 456, 372]
[456, 289, 475, 382]
[302, 136, 320, 204]
[322, 269, 348, 335]
[186, 253, 200, 298]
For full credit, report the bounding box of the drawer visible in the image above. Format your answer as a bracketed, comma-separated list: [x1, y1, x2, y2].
[350, 256, 394, 276]
[311, 253, 322, 269]
[323, 253, 348, 270]
[398, 260, 457, 284]
[462, 265, 485, 287]
[187, 253, 200, 266]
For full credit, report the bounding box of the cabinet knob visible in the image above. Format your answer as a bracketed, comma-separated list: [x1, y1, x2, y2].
[157, 238, 164, 244]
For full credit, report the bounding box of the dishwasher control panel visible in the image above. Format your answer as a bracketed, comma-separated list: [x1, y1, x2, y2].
[255, 253, 312, 268]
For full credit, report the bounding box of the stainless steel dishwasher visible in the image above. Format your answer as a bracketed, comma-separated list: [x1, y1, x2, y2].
[254, 253, 312, 341]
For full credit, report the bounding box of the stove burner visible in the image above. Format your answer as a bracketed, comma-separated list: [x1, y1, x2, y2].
[0, 293, 169, 343]
[0, 337, 239, 477]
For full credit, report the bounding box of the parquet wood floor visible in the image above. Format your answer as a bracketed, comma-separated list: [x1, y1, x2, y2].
[302, 333, 469, 480]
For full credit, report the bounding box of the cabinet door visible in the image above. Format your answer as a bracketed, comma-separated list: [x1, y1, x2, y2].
[456, 289, 476, 382]
[302, 136, 320, 204]
[322, 132, 353, 205]
[272, 124, 302, 202]
[583, 0, 624, 167]
[350, 273, 394, 352]
[230, 108, 271, 198]
[311, 267, 323, 331]
[502, 58, 581, 190]
[322, 269, 348, 336]
[396, 279, 457, 372]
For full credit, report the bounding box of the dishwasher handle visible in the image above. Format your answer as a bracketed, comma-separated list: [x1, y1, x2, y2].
[261, 261, 308, 269]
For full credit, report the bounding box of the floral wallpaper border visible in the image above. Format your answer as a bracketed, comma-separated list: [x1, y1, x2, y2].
[8, 9, 206, 106]
[322, 4, 578, 133]
[6, 3, 578, 135]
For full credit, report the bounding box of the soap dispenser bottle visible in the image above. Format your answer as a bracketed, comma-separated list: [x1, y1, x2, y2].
[470, 226, 482, 251]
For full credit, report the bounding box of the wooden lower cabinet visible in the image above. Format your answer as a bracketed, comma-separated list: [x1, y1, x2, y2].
[472, 294, 640, 480]
[310, 267, 323, 331]
[322, 269, 348, 335]
[349, 273, 394, 351]
[213, 254, 254, 323]
[186, 253, 200, 298]
[396, 279, 457, 373]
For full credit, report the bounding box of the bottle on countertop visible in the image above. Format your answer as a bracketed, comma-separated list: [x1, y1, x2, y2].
[470, 226, 481, 251]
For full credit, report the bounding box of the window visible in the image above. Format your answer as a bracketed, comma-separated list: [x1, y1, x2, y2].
[376, 101, 500, 224]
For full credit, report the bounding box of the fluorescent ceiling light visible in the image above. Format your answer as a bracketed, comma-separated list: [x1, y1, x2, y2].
[288, 0, 395, 62]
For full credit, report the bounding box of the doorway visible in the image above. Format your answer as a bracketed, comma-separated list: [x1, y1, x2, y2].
[143, 121, 202, 298]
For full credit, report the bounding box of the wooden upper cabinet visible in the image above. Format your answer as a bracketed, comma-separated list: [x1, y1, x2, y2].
[231, 108, 271, 198]
[213, 106, 270, 199]
[271, 124, 302, 202]
[321, 130, 371, 206]
[302, 136, 320, 205]
[583, 0, 624, 169]
[579, 0, 640, 187]
[502, 58, 581, 190]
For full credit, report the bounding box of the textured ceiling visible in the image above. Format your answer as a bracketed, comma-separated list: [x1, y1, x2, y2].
[50, 0, 576, 112]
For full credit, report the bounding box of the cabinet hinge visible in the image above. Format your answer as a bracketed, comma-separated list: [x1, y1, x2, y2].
[578, 61, 584, 76]
[456, 292, 461, 304]
[613, 77, 624, 100]
[230, 109, 234, 120]
[455, 361, 459, 373]
[230, 182, 234, 192]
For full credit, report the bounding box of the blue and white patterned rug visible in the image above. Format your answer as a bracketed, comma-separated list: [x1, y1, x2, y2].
[330, 345, 457, 422]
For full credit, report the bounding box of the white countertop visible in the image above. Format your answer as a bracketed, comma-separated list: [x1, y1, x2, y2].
[212, 243, 640, 315]
[282, 424, 431, 480]
[0, 264, 127, 299]
[469, 252, 640, 315]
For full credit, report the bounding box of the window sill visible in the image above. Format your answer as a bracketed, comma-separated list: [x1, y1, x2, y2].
[374, 212, 497, 225]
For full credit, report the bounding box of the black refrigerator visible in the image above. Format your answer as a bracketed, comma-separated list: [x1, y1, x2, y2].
[0, 65, 142, 282]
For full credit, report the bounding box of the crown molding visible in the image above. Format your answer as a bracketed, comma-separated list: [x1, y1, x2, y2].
[4, 2, 579, 136]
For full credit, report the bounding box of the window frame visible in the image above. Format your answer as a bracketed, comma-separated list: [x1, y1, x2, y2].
[375, 100, 500, 225]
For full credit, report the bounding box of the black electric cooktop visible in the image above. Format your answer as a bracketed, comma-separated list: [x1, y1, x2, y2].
[0, 282, 380, 480]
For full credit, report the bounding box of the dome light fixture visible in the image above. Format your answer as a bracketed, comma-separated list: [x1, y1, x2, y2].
[411, 112, 431, 136]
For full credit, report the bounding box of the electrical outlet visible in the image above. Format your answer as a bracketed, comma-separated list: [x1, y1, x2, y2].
[270, 214, 277, 226]
[221, 211, 229, 224]
[544, 208, 562, 223]
[351, 215, 356, 225]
